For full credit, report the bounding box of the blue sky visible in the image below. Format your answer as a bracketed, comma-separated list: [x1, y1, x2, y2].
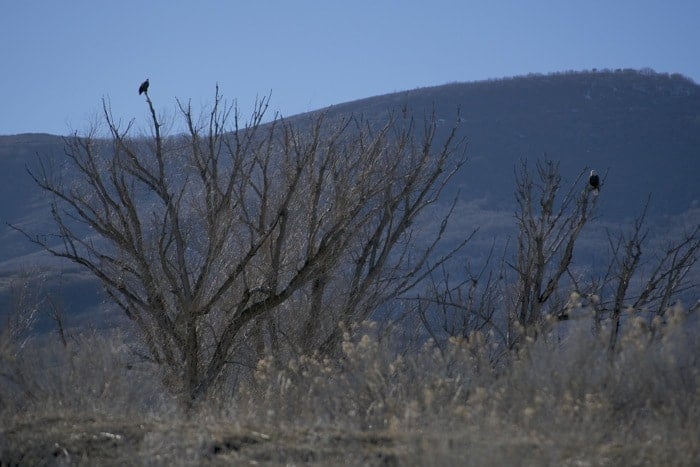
[2, 1, 699, 135]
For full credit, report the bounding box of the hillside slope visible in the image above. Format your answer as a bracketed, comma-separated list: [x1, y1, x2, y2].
[1, 69, 698, 331]
[292, 69, 700, 217]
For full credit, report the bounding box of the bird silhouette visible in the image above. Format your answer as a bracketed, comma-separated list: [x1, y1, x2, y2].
[138, 79, 149, 95]
[589, 169, 600, 195]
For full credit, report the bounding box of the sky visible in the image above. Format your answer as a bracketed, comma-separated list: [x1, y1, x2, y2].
[2, 0, 699, 136]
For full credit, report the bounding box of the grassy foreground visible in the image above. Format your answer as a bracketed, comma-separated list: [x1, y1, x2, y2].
[2, 311, 699, 466]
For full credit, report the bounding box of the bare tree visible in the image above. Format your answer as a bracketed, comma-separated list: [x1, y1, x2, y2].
[0, 272, 44, 408]
[16, 89, 466, 404]
[581, 199, 700, 353]
[415, 159, 598, 354]
[415, 156, 698, 364]
[508, 159, 597, 343]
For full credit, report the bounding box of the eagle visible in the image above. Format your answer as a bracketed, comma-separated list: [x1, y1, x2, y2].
[138, 79, 149, 95]
[589, 169, 600, 195]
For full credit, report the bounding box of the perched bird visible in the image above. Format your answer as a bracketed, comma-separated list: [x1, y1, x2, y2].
[589, 169, 600, 195]
[138, 79, 149, 95]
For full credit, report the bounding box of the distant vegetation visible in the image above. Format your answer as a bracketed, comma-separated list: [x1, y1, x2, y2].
[1, 69, 699, 464]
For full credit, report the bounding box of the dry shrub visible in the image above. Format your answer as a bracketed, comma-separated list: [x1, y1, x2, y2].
[227, 320, 494, 432]
[0, 329, 175, 418]
[2, 307, 698, 465]
[228, 309, 699, 465]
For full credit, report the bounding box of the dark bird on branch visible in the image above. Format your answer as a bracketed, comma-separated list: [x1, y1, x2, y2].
[138, 79, 149, 95]
[589, 169, 600, 195]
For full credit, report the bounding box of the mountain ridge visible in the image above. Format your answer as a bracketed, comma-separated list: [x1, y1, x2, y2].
[285, 69, 700, 218]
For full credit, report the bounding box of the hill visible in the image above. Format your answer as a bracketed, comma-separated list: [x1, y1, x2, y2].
[292, 69, 700, 217]
[1, 69, 699, 331]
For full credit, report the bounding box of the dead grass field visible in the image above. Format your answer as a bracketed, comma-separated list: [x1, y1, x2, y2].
[2, 313, 699, 465]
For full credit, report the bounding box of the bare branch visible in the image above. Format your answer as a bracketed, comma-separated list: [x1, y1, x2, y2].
[16, 92, 467, 405]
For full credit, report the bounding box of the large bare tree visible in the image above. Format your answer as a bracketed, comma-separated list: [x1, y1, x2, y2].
[18, 89, 466, 404]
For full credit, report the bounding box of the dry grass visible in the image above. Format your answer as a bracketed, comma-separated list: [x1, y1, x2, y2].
[1, 310, 699, 466]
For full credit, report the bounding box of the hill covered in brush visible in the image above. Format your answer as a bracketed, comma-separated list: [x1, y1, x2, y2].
[0, 69, 698, 331]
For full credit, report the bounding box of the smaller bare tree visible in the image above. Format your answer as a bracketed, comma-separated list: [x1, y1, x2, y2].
[416, 159, 598, 354]
[576, 199, 700, 353]
[508, 159, 598, 344]
[0, 272, 44, 408]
